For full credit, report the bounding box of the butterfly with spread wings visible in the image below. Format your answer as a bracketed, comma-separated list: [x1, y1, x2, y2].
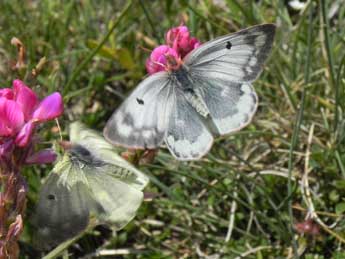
[34, 122, 148, 249]
[104, 24, 276, 160]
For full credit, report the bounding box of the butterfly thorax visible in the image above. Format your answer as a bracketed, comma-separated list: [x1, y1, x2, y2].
[69, 144, 106, 168]
[172, 65, 210, 117]
[166, 54, 182, 71]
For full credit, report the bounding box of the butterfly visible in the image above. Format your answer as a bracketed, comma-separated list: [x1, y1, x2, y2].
[33, 121, 149, 249]
[104, 24, 276, 160]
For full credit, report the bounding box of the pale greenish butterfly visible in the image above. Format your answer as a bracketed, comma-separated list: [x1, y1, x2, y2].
[33, 121, 149, 249]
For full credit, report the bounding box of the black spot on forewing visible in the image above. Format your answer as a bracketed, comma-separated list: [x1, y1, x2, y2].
[107, 111, 165, 149]
[136, 98, 144, 105]
[226, 41, 232, 49]
[47, 194, 56, 200]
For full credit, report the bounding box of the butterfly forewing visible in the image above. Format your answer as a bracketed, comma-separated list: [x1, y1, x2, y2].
[184, 24, 276, 83]
[104, 72, 174, 149]
[33, 162, 96, 249]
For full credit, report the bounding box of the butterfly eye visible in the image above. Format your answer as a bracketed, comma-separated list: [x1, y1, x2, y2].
[226, 41, 232, 50]
[47, 194, 56, 201]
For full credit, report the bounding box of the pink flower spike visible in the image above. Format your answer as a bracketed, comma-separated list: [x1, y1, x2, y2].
[13, 79, 39, 121]
[32, 92, 63, 122]
[146, 45, 179, 74]
[0, 98, 24, 136]
[0, 88, 14, 100]
[25, 148, 57, 164]
[15, 121, 35, 147]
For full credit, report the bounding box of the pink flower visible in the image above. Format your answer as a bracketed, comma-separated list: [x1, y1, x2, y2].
[13, 80, 38, 121]
[32, 92, 63, 122]
[0, 80, 64, 147]
[165, 25, 201, 58]
[0, 89, 14, 99]
[15, 121, 35, 147]
[146, 25, 201, 75]
[294, 219, 319, 236]
[0, 98, 24, 137]
[146, 45, 179, 75]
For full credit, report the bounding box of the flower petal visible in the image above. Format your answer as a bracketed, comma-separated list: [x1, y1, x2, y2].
[0, 98, 24, 136]
[0, 88, 14, 100]
[13, 79, 39, 120]
[15, 121, 35, 147]
[25, 148, 57, 164]
[165, 25, 201, 58]
[146, 45, 179, 74]
[32, 92, 63, 122]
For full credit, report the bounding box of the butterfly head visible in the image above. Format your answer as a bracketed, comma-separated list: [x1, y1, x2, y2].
[165, 53, 183, 71]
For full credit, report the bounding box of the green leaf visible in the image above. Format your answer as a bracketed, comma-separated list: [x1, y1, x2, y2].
[335, 202, 345, 215]
[86, 39, 117, 59]
[117, 48, 136, 70]
[86, 40, 135, 70]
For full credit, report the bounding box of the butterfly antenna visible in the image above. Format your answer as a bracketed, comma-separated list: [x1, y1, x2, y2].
[55, 118, 63, 142]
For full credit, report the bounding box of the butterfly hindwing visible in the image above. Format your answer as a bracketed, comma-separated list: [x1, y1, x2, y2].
[165, 89, 213, 160]
[193, 77, 258, 135]
[84, 165, 144, 230]
[104, 72, 174, 149]
[185, 24, 276, 83]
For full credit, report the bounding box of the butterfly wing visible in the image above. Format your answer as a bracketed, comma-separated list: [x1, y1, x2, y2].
[71, 122, 148, 228]
[71, 121, 149, 189]
[194, 80, 258, 135]
[103, 72, 174, 149]
[165, 89, 213, 160]
[184, 24, 276, 82]
[184, 24, 275, 135]
[33, 156, 97, 249]
[84, 165, 146, 230]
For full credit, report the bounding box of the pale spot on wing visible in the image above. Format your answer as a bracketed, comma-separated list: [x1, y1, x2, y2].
[109, 111, 134, 139]
[249, 56, 257, 66]
[166, 129, 213, 160]
[142, 130, 153, 139]
[213, 83, 257, 134]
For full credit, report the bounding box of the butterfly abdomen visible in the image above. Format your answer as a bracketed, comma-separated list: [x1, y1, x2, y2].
[173, 66, 210, 117]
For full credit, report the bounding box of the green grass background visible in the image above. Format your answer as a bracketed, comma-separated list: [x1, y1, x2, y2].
[1, 0, 345, 258]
